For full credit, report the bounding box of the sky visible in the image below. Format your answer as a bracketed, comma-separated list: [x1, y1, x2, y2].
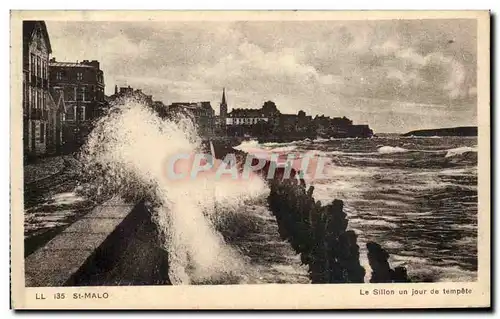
[45, 19, 477, 133]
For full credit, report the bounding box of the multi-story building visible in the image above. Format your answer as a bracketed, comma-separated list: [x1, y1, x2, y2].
[23, 20, 52, 158]
[226, 108, 269, 126]
[49, 58, 106, 150]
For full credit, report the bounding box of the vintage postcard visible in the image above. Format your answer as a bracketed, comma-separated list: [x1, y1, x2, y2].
[10, 10, 490, 309]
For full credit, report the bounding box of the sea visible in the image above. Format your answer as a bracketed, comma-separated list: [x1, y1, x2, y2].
[235, 135, 478, 282]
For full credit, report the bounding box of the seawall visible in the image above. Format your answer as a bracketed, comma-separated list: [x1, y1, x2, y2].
[25, 197, 171, 287]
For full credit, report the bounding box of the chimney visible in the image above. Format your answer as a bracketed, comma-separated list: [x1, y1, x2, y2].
[114, 85, 118, 95]
[80, 60, 100, 69]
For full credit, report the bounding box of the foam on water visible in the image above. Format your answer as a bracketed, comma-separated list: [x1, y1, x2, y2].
[80, 98, 269, 284]
[377, 146, 408, 154]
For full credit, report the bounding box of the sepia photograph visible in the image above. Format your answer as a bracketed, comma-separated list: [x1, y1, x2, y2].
[10, 10, 490, 309]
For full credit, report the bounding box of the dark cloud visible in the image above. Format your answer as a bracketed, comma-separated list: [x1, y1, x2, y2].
[45, 19, 477, 133]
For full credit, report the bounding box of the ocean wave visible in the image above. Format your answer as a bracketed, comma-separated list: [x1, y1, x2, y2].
[234, 140, 301, 153]
[269, 145, 298, 152]
[377, 146, 408, 154]
[350, 218, 399, 229]
[233, 140, 260, 151]
[81, 99, 270, 285]
[439, 167, 477, 176]
[445, 146, 477, 158]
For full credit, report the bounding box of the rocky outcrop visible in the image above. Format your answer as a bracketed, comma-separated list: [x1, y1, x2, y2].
[402, 126, 477, 137]
[366, 242, 411, 283]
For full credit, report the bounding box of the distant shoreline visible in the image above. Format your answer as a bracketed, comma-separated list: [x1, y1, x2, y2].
[402, 126, 477, 137]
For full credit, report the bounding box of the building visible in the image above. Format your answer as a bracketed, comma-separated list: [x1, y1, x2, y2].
[346, 124, 374, 138]
[109, 85, 154, 105]
[313, 115, 373, 138]
[23, 21, 52, 158]
[278, 114, 298, 132]
[108, 85, 154, 105]
[49, 58, 106, 150]
[168, 102, 215, 137]
[297, 110, 313, 133]
[46, 91, 66, 154]
[226, 108, 269, 126]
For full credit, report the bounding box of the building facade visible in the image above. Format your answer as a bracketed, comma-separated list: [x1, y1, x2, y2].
[226, 108, 269, 126]
[23, 21, 52, 158]
[49, 59, 106, 150]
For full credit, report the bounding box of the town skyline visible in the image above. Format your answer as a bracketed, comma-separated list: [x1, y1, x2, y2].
[46, 20, 477, 133]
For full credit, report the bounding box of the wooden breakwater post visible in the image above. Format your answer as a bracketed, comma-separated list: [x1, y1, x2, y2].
[366, 242, 411, 283]
[268, 179, 410, 284]
[268, 179, 365, 283]
[209, 138, 410, 283]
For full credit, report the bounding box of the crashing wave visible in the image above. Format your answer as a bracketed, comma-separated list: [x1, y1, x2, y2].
[80, 98, 269, 285]
[235, 140, 297, 153]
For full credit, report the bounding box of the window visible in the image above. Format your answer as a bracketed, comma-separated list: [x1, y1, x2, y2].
[68, 87, 76, 101]
[36, 56, 41, 78]
[56, 71, 62, 80]
[38, 90, 42, 110]
[30, 54, 35, 75]
[78, 106, 86, 121]
[30, 88, 34, 110]
[66, 105, 74, 121]
[77, 86, 87, 101]
[77, 72, 83, 81]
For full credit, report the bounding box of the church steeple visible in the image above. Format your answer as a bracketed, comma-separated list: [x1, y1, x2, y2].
[220, 87, 228, 119]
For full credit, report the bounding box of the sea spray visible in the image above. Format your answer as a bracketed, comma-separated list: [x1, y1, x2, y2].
[79, 98, 269, 284]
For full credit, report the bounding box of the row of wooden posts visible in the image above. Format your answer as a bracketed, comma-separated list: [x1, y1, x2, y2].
[267, 179, 411, 284]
